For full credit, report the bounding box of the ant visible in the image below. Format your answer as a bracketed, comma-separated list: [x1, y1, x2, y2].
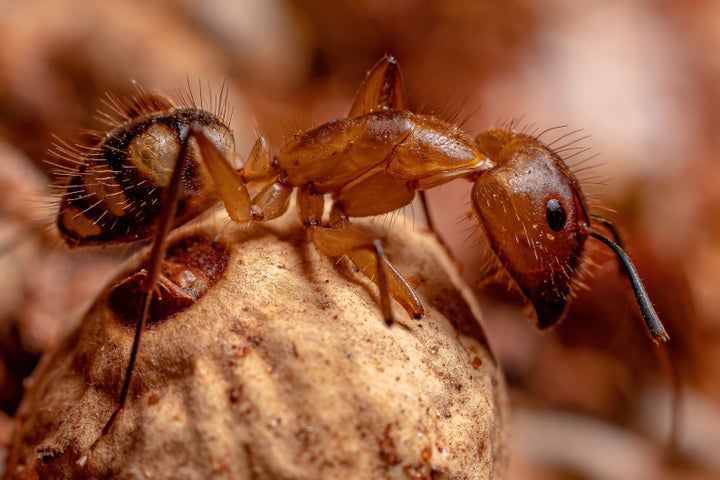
[52, 55, 669, 456]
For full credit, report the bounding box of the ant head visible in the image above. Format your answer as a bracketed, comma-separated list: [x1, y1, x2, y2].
[471, 130, 590, 329]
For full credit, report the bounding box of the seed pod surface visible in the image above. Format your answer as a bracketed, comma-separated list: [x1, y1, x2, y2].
[5, 213, 507, 479]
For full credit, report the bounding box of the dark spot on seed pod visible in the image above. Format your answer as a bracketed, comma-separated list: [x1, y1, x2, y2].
[108, 235, 228, 328]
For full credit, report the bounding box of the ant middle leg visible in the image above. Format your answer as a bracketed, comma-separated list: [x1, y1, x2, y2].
[306, 204, 424, 325]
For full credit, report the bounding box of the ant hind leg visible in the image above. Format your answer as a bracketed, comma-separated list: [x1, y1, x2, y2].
[418, 191, 439, 234]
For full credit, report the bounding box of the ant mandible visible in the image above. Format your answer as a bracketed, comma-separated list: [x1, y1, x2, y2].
[53, 55, 669, 452]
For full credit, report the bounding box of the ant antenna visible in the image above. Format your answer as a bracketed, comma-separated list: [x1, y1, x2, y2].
[590, 213, 623, 247]
[588, 230, 669, 343]
[591, 221, 680, 451]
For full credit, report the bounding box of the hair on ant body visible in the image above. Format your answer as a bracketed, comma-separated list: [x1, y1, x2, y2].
[50, 55, 669, 458]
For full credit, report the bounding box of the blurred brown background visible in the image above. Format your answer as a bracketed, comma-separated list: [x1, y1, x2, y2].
[0, 0, 718, 478]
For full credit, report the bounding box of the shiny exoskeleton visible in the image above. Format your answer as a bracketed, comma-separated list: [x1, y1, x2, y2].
[53, 55, 669, 456]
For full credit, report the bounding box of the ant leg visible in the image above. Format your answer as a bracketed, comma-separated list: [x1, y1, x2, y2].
[308, 207, 424, 324]
[415, 190, 457, 258]
[372, 239, 393, 322]
[417, 191, 440, 234]
[88, 123, 205, 455]
[348, 54, 407, 117]
[193, 129, 252, 223]
[249, 181, 293, 221]
[296, 185, 324, 227]
[198, 132, 288, 222]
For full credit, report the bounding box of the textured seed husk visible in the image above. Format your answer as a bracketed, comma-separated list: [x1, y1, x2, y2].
[4, 213, 507, 479]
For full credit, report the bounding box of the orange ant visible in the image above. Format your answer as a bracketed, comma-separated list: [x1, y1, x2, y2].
[52, 55, 669, 455]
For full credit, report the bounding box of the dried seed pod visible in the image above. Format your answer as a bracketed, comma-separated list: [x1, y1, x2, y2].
[4, 213, 507, 479]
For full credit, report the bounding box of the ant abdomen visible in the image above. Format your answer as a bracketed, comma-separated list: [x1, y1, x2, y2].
[472, 130, 590, 329]
[56, 107, 235, 246]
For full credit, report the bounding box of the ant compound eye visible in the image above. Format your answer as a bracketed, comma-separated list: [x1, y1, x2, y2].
[546, 198, 566, 232]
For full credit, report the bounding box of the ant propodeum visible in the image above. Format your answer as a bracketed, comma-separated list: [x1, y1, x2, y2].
[51, 55, 669, 455]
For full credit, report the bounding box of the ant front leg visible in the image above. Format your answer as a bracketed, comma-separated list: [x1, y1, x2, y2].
[193, 129, 253, 223]
[306, 203, 424, 325]
[199, 133, 292, 222]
